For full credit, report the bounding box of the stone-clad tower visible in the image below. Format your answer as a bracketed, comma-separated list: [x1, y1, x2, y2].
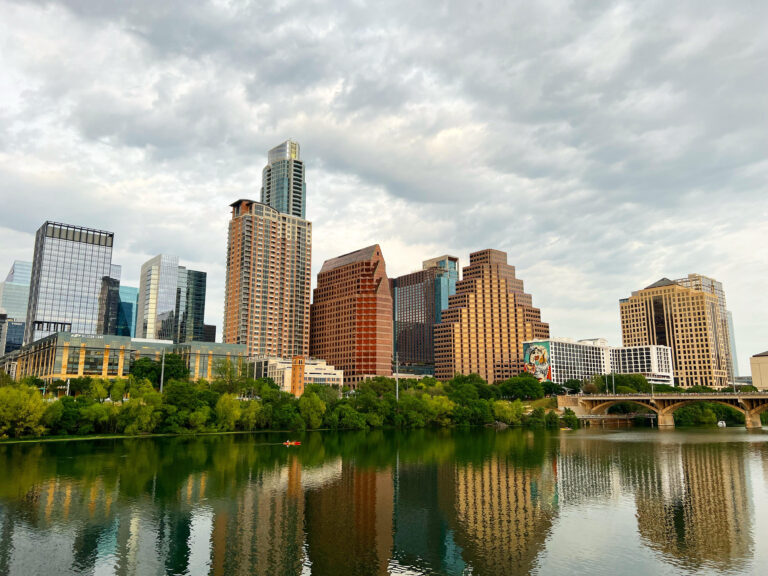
[434, 249, 549, 383]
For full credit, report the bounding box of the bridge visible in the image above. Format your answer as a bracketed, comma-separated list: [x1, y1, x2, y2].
[557, 393, 768, 429]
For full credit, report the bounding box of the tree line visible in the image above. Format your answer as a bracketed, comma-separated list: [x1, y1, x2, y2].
[0, 356, 579, 439]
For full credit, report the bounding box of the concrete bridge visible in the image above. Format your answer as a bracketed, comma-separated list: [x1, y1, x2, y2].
[557, 393, 768, 429]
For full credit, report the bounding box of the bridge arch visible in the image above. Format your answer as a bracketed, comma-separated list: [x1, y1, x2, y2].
[588, 399, 658, 416]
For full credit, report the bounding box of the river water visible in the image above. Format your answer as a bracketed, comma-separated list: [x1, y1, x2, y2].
[0, 428, 766, 576]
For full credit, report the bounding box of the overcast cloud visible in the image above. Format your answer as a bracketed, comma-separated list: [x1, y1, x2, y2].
[0, 0, 766, 373]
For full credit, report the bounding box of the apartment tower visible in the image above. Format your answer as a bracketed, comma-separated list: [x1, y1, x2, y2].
[434, 249, 549, 383]
[310, 245, 392, 387]
[262, 139, 306, 219]
[392, 255, 459, 374]
[223, 140, 312, 358]
[620, 277, 731, 387]
[25, 222, 118, 344]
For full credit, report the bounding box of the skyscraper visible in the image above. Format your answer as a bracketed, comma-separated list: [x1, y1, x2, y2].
[137, 255, 207, 343]
[25, 222, 117, 344]
[620, 277, 731, 387]
[310, 245, 393, 387]
[673, 274, 735, 382]
[392, 255, 459, 374]
[0, 260, 32, 322]
[434, 249, 549, 383]
[223, 200, 311, 357]
[117, 286, 139, 337]
[262, 139, 306, 219]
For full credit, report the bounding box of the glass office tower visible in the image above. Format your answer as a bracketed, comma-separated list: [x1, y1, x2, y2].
[392, 255, 459, 373]
[0, 260, 32, 323]
[117, 286, 139, 337]
[261, 139, 306, 218]
[137, 255, 207, 343]
[25, 222, 116, 344]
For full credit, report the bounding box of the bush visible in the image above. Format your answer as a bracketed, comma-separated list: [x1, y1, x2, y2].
[0, 385, 46, 438]
[561, 408, 579, 429]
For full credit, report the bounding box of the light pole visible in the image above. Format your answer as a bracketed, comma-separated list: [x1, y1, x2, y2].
[159, 348, 166, 393]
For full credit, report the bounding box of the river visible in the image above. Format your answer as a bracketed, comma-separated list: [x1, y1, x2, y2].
[0, 427, 766, 575]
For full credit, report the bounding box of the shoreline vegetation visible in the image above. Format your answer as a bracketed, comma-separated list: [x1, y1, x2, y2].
[0, 357, 761, 441]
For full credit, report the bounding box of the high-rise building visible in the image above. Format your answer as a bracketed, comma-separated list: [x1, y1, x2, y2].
[522, 338, 674, 386]
[262, 139, 306, 219]
[0, 315, 25, 356]
[620, 277, 731, 388]
[203, 324, 216, 343]
[310, 245, 393, 387]
[0, 260, 32, 322]
[116, 286, 139, 337]
[137, 255, 206, 343]
[223, 200, 311, 358]
[674, 274, 735, 382]
[727, 311, 739, 377]
[434, 249, 549, 383]
[392, 255, 459, 374]
[25, 222, 117, 344]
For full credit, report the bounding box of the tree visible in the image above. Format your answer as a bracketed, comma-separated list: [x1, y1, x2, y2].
[162, 354, 189, 384]
[493, 399, 524, 425]
[501, 376, 544, 400]
[131, 358, 160, 385]
[212, 358, 243, 393]
[563, 379, 581, 393]
[561, 408, 579, 429]
[239, 401, 264, 430]
[0, 385, 46, 438]
[215, 394, 242, 431]
[541, 381, 563, 396]
[298, 391, 326, 429]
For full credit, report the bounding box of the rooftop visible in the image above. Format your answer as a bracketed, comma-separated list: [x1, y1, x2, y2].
[320, 245, 381, 274]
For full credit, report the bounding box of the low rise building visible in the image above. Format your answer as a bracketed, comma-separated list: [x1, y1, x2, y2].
[523, 338, 673, 386]
[750, 352, 768, 390]
[253, 356, 343, 396]
[0, 332, 246, 383]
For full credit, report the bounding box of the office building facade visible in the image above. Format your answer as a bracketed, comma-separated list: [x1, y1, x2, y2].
[674, 274, 735, 382]
[0, 332, 246, 384]
[0, 260, 32, 322]
[262, 139, 306, 219]
[223, 200, 311, 358]
[750, 351, 768, 390]
[253, 356, 343, 396]
[117, 286, 138, 337]
[392, 255, 458, 374]
[203, 324, 216, 343]
[522, 338, 674, 386]
[310, 245, 393, 387]
[137, 255, 206, 343]
[25, 222, 117, 344]
[620, 278, 731, 387]
[434, 249, 549, 383]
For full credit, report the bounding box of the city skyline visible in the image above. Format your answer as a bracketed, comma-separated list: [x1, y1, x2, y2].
[0, 1, 765, 373]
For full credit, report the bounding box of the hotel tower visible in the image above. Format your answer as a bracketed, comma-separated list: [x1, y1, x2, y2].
[223, 141, 311, 357]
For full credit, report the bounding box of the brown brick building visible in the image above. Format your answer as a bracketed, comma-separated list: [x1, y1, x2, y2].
[223, 199, 311, 358]
[434, 249, 549, 383]
[310, 245, 392, 387]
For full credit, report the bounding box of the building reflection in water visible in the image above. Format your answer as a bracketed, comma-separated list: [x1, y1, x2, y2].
[633, 443, 752, 571]
[0, 432, 761, 575]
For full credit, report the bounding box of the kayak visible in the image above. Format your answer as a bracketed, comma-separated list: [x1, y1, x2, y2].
[283, 441, 301, 446]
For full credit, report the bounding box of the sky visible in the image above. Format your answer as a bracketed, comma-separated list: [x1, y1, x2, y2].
[0, 0, 766, 374]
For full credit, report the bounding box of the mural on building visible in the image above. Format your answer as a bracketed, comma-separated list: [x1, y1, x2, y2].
[523, 341, 551, 382]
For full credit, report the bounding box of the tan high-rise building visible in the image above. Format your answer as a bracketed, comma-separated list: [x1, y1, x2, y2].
[673, 274, 735, 383]
[310, 245, 392, 387]
[223, 199, 311, 357]
[434, 249, 549, 383]
[620, 278, 730, 388]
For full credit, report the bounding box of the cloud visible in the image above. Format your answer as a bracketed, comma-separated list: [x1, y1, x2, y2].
[0, 0, 766, 373]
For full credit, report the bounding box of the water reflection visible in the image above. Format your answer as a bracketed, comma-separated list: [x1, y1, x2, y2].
[0, 429, 765, 576]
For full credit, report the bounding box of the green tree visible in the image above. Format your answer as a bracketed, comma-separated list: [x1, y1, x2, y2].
[162, 354, 189, 385]
[0, 385, 46, 438]
[298, 391, 326, 429]
[215, 394, 241, 431]
[561, 408, 579, 429]
[501, 376, 544, 400]
[131, 358, 160, 385]
[239, 400, 264, 430]
[563, 379, 582, 393]
[493, 399, 524, 425]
